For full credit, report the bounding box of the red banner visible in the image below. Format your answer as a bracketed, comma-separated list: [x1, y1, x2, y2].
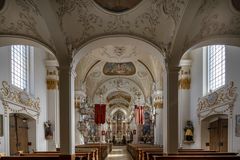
[95, 104, 106, 124]
[134, 105, 144, 125]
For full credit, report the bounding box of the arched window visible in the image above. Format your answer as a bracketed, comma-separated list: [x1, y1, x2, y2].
[11, 45, 30, 91]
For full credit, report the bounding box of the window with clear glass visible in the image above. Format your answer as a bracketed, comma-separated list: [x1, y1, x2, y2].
[11, 45, 29, 90]
[208, 45, 225, 92]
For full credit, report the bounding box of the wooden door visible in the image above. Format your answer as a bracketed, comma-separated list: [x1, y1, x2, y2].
[209, 118, 228, 152]
[10, 115, 28, 155]
[209, 120, 219, 151]
[10, 116, 17, 155]
[219, 119, 228, 152]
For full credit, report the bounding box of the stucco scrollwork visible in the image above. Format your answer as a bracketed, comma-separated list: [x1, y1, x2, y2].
[197, 81, 237, 120]
[0, 81, 40, 116]
[55, 0, 188, 55]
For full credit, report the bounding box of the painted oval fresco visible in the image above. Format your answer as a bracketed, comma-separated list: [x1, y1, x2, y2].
[103, 62, 136, 75]
[94, 0, 142, 13]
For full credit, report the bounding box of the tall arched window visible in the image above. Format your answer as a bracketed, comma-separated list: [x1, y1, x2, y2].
[207, 45, 225, 92]
[11, 45, 30, 91]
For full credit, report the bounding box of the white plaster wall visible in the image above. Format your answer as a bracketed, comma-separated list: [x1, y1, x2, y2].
[0, 46, 49, 153]
[0, 46, 11, 86]
[0, 102, 5, 153]
[0, 46, 12, 154]
[178, 89, 191, 148]
[47, 90, 59, 150]
[33, 48, 48, 151]
[188, 48, 203, 149]
[225, 46, 240, 153]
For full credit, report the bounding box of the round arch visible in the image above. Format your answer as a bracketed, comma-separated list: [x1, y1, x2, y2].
[72, 35, 166, 73]
[180, 36, 240, 64]
[0, 35, 57, 60]
[93, 77, 145, 105]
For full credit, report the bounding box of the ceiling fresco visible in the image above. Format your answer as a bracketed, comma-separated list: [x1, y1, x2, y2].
[103, 62, 136, 76]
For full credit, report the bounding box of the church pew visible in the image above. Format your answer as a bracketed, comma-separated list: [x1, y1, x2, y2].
[76, 144, 111, 160]
[128, 144, 235, 160]
[152, 154, 240, 160]
[127, 144, 162, 160]
[138, 147, 163, 160]
[31, 148, 98, 160]
[146, 152, 239, 160]
[21, 150, 95, 160]
[0, 156, 60, 160]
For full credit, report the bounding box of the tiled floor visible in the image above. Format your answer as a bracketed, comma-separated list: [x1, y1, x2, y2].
[105, 146, 132, 160]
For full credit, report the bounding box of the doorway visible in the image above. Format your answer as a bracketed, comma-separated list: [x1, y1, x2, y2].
[209, 118, 228, 152]
[9, 113, 36, 155]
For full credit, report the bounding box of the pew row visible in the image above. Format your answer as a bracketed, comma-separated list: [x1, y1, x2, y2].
[76, 143, 112, 160]
[152, 155, 240, 160]
[127, 144, 240, 160]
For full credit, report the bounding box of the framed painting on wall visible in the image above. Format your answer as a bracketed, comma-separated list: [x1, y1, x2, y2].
[236, 114, 240, 137]
[0, 114, 3, 137]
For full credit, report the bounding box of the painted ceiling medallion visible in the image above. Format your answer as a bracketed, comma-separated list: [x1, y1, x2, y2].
[93, 0, 142, 13]
[232, 0, 240, 12]
[103, 62, 136, 75]
[0, 0, 5, 11]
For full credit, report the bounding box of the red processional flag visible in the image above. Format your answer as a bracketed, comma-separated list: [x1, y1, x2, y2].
[95, 104, 106, 124]
[135, 105, 144, 125]
[135, 105, 139, 125]
[139, 106, 144, 125]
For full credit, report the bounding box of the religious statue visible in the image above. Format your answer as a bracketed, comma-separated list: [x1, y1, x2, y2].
[44, 120, 53, 140]
[184, 120, 194, 142]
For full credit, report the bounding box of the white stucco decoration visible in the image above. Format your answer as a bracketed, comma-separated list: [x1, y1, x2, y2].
[197, 81, 237, 121]
[0, 81, 40, 119]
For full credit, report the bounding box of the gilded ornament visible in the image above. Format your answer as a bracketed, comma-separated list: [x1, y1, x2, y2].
[154, 102, 163, 109]
[178, 78, 191, 89]
[46, 79, 59, 90]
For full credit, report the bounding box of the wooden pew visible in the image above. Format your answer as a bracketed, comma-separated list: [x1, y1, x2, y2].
[138, 147, 163, 160]
[1, 156, 59, 160]
[21, 150, 94, 160]
[127, 144, 239, 160]
[127, 144, 162, 160]
[146, 151, 239, 160]
[152, 154, 240, 160]
[76, 143, 111, 160]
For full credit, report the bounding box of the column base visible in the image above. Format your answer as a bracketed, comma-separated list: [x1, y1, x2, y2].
[59, 154, 75, 160]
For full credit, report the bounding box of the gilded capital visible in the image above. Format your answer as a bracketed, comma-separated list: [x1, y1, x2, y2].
[46, 79, 59, 90]
[154, 101, 163, 109]
[178, 78, 191, 89]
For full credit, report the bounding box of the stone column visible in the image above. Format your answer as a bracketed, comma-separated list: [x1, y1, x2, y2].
[46, 60, 60, 151]
[178, 60, 191, 148]
[163, 66, 180, 154]
[59, 65, 76, 158]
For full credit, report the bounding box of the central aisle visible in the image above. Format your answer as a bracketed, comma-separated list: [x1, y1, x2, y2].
[105, 146, 133, 160]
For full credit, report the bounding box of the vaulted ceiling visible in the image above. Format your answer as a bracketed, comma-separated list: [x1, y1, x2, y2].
[0, 0, 239, 62]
